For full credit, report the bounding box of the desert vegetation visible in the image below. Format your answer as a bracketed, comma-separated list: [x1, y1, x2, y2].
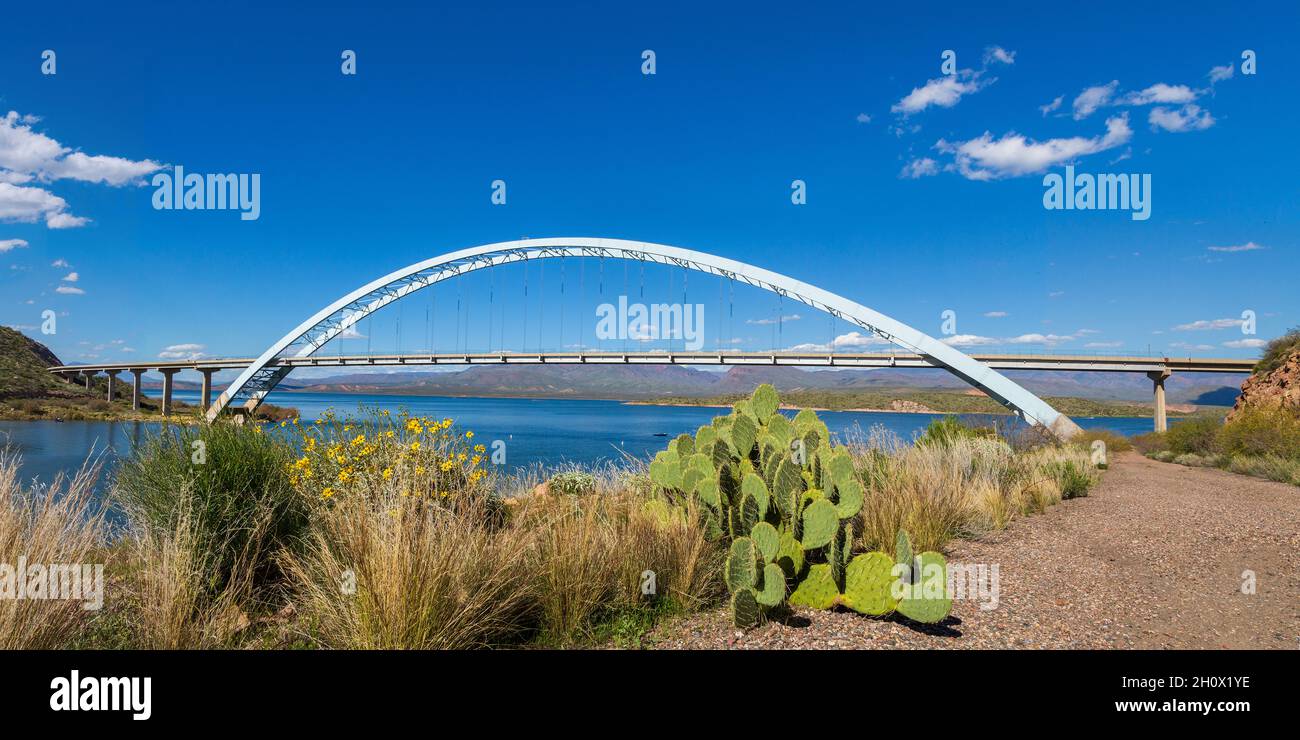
[0, 387, 1102, 649]
[1134, 406, 1300, 486]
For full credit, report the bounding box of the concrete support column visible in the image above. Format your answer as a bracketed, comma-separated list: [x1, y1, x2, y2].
[105, 371, 118, 402]
[200, 369, 215, 415]
[130, 369, 145, 411]
[160, 369, 177, 417]
[82, 371, 94, 389]
[1147, 369, 1171, 433]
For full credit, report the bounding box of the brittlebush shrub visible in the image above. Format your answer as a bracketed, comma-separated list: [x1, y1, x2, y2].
[286, 410, 495, 511]
[1163, 416, 1222, 456]
[1218, 407, 1300, 460]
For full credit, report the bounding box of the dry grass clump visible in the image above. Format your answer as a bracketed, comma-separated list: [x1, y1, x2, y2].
[848, 424, 1097, 554]
[0, 452, 105, 649]
[284, 492, 536, 649]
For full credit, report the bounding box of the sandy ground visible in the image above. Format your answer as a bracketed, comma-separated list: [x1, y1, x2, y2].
[650, 452, 1300, 649]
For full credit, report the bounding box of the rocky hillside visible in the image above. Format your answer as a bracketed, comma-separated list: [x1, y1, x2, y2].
[0, 325, 92, 401]
[1229, 331, 1300, 422]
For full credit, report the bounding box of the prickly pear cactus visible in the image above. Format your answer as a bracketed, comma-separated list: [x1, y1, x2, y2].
[649, 383, 954, 629]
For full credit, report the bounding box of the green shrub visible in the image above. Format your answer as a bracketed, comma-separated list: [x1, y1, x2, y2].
[548, 471, 598, 496]
[1226, 455, 1300, 486]
[1129, 431, 1167, 454]
[916, 415, 990, 447]
[113, 422, 309, 604]
[1218, 407, 1300, 461]
[1254, 328, 1300, 374]
[1046, 459, 1097, 499]
[1163, 417, 1222, 456]
[1072, 428, 1133, 453]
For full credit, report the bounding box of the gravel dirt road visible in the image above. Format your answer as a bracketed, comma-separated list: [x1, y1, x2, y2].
[650, 452, 1300, 649]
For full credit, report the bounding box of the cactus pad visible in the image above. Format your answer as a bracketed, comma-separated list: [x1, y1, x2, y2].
[835, 479, 864, 519]
[751, 383, 780, 419]
[755, 563, 786, 607]
[731, 587, 762, 629]
[726, 537, 759, 592]
[730, 413, 758, 458]
[895, 551, 951, 624]
[750, 521, 780, 563]
[801, 498, 838, 550]
[895, 529, 914, 583]
[741, 474, 770, 520]
[839, 552, 898, 616]
[788, 563, 838, 610]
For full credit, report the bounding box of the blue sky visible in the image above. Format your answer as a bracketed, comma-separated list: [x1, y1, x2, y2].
[2, 0, 1296, 379]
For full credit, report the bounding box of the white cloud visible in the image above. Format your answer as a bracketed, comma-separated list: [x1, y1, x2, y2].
[1072, 81, 1119, 119]
[1208, 64, 1234, 84]
[983, 46, 1016, 65]
[0, 238, 28, 252]
[1169, 341, 1215, 351]
[937, 114, 1132, 180]
[746, 314, 801, 326]
[1039, 96, 1063, 116]
[786, 331, 890, 352]
[1223, 338, 1266, 349]
[1149, 104, 1214, 132]
[0, 182, 88, 228]
[1085, 341, 1124, 348]
[891, 72, 990, 115]
[943, 334, 1000, 347]
[982, 311, 1008, 318]
[1208, 241, 1266, 253]
[899, 157, 938, 179]
[158, 343, 207, 360]
[61, 271, 78, 282]
[942, 330, 1090, 348]
[51, 258, 68, 267]
[0, 109, 162, 229]
[55, 285, 84, 295]
[1173, 318, 1242, 331]
[1119, 83, 1198, 106]
[855, 113, 871, 124]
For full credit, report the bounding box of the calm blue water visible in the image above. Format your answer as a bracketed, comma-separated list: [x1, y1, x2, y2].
[0, 391, 1169, 489]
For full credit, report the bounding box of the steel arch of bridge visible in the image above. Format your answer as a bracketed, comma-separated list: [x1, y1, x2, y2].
[207, 237, 1082, 439]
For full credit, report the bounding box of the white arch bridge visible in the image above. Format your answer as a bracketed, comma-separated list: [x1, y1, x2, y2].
[48, 238, 1257, 438]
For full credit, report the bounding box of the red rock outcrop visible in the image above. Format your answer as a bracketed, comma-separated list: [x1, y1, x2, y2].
[1227, 351, 1300, 422]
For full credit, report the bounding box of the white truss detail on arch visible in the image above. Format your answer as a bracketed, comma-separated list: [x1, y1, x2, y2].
[207, 238, 1082, 439]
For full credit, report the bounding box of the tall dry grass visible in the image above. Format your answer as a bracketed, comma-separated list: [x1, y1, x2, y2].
[0, 452, 105, 649]
[848, 426, 1095, 553]
[126, 485, 273, 649]
[511, 487, 721, 643]
[284, 493, 536, 649]
[283, 461, 722, 648]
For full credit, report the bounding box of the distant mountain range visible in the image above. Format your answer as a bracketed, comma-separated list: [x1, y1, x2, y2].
[277, 364, 1247, 406]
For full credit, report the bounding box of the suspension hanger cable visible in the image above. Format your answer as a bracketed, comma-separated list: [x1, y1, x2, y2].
[560, 257, 566, 352]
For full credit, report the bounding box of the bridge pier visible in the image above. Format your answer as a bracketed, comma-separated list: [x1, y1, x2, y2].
[105, 370, 118, 402]
[1147, 369, 1170, 433]
[160, 369, 177, 417]
[200, 369, 215, 415]
[130, 369, 145, 410]
[82, 371, 94, 389]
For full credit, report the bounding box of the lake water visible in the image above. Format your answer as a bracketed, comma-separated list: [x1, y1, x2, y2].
[0, 391, 1167, 490]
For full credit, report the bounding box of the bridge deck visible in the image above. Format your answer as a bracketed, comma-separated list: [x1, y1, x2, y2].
[50, 351, 1256, 375]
